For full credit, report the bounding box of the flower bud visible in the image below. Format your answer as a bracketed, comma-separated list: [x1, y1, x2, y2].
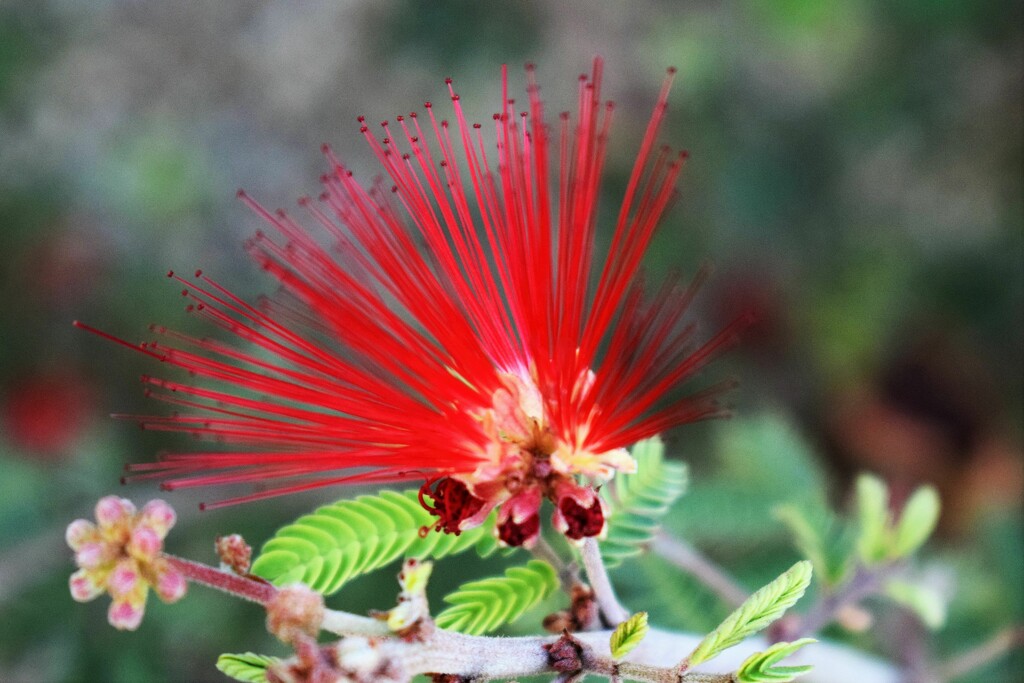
[215, 533, 252, 575]
[69, 569, 104, 602]
[128, 526, 162, 561]
[155, 567, 187, 603]
[108, 598, 145, 631]
[66, 519, 98, 551]
[95, 496, 135, 529]
[551, 480, 606, 541]
[75, 542, 111, 570]
[140, 499, 176, 538]
[108, 559, 140, 599]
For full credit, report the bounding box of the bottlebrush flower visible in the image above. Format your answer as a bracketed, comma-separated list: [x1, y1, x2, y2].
[77, 58, 742, 546]
[67, 497, 186, 630]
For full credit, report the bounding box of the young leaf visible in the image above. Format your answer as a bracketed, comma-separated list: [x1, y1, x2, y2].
[216, 652, 280, 683]
[609, 611, 649, 660]
[775, 503, 854, 587]
[855, 474, 891, 565]
[250, 490, 497, 595]
[891, 485, 940, 558]
[686, 561, 813, 668]
[434, 560, 558, 635]
[602, 437, 688, 568]
[736, 638, 815, 683]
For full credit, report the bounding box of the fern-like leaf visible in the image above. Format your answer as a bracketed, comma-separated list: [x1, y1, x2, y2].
[435, 560, 558, 635]
[736, 638, 815, 683]
[216, 652, 280, 683]
[609, 611, 649, 660]
[251, 490, 497, 595]
[687, 561, 813, 668]
[602, 437, 688, 568]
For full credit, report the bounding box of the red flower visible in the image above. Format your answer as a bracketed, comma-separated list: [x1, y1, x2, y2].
[78, 59, 742, 544]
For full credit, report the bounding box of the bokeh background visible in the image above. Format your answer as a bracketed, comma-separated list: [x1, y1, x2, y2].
[1, 1, 1021, 681]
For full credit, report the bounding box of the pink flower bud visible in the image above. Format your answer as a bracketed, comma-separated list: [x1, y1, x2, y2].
[140, 499, 176, 538]
[155, 568, 187, 603]
[108, 599, 145, 631]
[75, 542, 110, 570]
[95, 496, 135, 528]
[108, 560, 140, 599]
[69, 569, 104, 602]
[65, 519, 98, 551]
[128, 526, 162, 561]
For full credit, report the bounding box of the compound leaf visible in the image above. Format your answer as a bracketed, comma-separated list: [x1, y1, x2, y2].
[736, 638, 815, 683]
[216, 652, 280, 683]
[602, 437, 688, 568]
[251, 490, 497, 595]
[610, 611, 649, 660]
[687, 561, 813, 668]
[435, 560, 557, 635]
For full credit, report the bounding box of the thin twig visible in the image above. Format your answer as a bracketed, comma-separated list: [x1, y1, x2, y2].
[532, 535, 580, 594]
[775, 563, 900, 642]
[164, 554, 278, 605]
[164, 553, 902, 682]
[651, 531, 747, 608]
[579, 537, 630, 625]
[940, 625, 1024, 681]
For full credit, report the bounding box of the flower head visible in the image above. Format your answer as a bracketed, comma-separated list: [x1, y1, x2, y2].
[78, 59, 741, 545]
[66, 496, 186, 630]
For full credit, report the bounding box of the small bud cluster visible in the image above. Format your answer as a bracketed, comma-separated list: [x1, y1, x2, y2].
[544, 631, 585, 674]
[266, 637, 405, 683]
[543, 584, 599, 633]
[66, 496, 185, 630]
[266, 584, 325, 644]
[386, 559, 433, 638]
[216, 533, 252, 575]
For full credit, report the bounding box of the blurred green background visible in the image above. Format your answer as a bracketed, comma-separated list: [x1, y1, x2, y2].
[0, 1, 1020, 681]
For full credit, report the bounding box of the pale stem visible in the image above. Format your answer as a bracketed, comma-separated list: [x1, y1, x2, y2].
[320, 608, 391, 637]
[292, 623, 897, 683]
[532, 535, 581, 594]
[775, 563, 899, 642]
[159, 553, 902, 682]
[579, 537, 630, 625]
[651, 531, 748, 608]
[940, 625, 1024, 680]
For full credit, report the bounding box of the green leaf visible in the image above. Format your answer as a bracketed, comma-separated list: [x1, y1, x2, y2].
[216, 653, 280, 683]
[736, 638, 815, 683]
[891, 485, 940, 557]
[435, 560, 558, 635]
[855, 474, 891, 564]
[686, 561, 813, 668]
[775, 503, 854, 587]
[602, 437, 688, 568]
[884, 578, 947, 629]
[609, 611, 649, 660]
[251, 490, 498, 595]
